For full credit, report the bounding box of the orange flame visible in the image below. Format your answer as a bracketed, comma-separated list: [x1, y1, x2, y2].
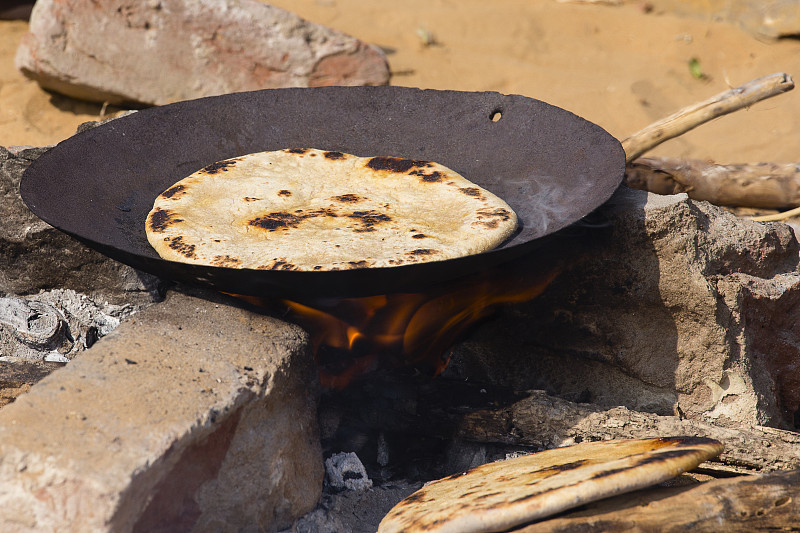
[234, 254, 561, 388]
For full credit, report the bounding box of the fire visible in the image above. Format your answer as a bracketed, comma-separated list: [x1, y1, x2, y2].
[235, 254, 560, 388]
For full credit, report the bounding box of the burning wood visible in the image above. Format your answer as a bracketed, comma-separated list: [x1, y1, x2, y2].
[236, 252, 562, 388]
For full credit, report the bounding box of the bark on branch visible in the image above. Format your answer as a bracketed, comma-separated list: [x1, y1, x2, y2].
[621, 73, 794, 163]
[625, 157, 800, 209]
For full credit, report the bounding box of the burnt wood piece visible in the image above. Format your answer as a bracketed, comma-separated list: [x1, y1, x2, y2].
[321, 376, 800, 478]
[515, 469, 800, 532]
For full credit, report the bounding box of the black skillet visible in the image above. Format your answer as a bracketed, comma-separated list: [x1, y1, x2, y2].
[20, 86, 625, 298]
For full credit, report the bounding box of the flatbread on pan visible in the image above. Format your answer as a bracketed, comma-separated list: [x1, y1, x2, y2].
[378, 437, 724, 533]
[145, 148, 518, 271]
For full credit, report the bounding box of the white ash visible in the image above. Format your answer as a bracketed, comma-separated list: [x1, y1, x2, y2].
[325, 451, 373, 492]
[0, 288, 146, 362]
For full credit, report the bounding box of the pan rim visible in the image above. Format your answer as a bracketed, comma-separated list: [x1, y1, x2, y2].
[20, 86, 625, 298]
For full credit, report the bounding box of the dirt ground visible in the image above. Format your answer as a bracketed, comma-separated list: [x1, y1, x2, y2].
[1, 1, 799, 164]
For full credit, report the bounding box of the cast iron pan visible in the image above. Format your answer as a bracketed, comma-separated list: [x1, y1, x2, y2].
[20, 86, 625, 298]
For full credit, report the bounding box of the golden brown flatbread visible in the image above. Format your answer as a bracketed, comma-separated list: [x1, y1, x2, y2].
[145, 148, 517, 271]
[378, 437, 724, 533]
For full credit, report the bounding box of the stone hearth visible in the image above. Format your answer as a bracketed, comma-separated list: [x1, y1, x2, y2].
[4, 140, 800, 531]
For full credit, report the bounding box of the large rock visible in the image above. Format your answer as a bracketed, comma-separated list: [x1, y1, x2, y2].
[0, 288, 323, 533]
[446, 187, 800, 429]
[1, 145, 161, 305]
[15, 0, 390, 107]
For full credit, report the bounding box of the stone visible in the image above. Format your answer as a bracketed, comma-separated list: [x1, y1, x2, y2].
[0, 144, 162, 305]
[0, 287, 323, 532]
[445, 187, 800, 429]
[15, 0, 390, 107]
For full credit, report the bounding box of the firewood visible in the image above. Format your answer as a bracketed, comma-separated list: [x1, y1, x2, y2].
[514, 468, 800, 532]
[324, 375, 800, 476]
[621, 72, 794, 163]
[625, 157, 800, 209]
[751, 205, 800, 222]
[455, 391, 800, 474]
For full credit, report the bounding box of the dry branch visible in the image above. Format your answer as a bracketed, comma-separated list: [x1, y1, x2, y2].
[621, 73, 794, 163]
[516, 469, 800, 532]
[751, 205, 800, 222]
[625, 157, 800, 209]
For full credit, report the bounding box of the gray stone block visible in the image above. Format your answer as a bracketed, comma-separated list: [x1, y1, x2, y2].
[446, 187, 800, 429]
[0, 288, 323, 532]
[15, 0, 390, 107]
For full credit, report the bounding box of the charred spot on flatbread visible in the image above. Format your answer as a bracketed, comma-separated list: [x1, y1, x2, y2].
[165, 236, 196, 258]
[147, 208, 182, 233]
[200, 159, 239, 174]
[459, 187, 485, 198]
[347, 210, 392, 232]
[409, 169, 444, 183]
[210, 254, 241, 267]
[474, 207, 513, 230]
[330, 194, 364, 203]
[277, 190, 292, 197]
[324, 151, 346, 160]
[285, 148, 309, 154]
[161, 184, 187, 199]
[249, 212, 303, 231]
[409, 249, 438, 256]
[249, 208, 339, 231]
[366, 156, 433, 173]
[256, 259, 299, 271]
[412, 233, 427, 239]
[477, 207, 513, 220]
[242, 196, 262, 202]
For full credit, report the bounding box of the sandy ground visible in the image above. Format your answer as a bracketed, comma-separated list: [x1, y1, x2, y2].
[1, 1, 800, 165]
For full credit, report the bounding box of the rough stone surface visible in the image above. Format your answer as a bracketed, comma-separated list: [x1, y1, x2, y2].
[15, 0, 390, 107]
[0, 144, 162, 305]
[0, 288, 323, 533]
[446, 187, 800, 429]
